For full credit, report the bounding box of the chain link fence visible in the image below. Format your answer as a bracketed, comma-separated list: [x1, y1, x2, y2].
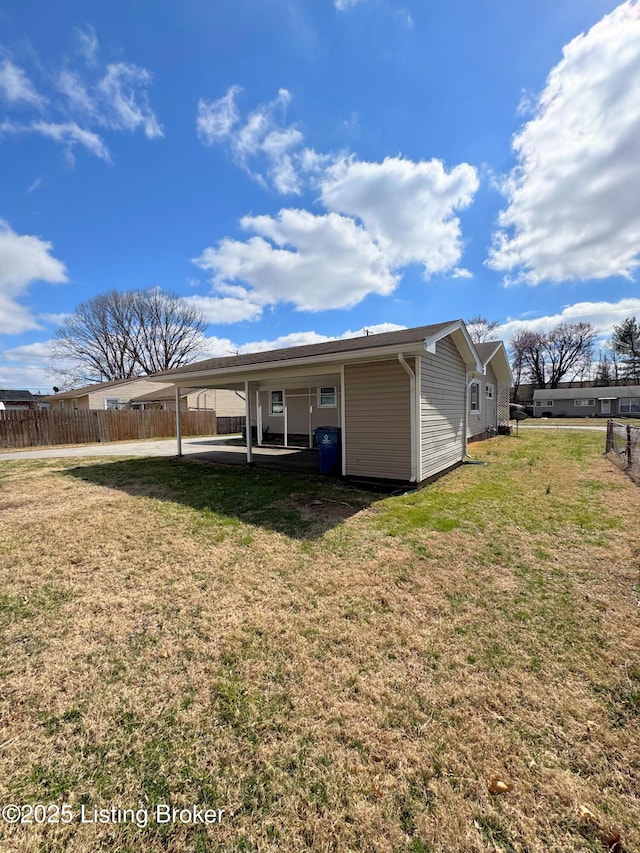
[605, 420, 640, 485]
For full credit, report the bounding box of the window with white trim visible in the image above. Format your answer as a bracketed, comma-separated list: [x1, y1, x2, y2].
[104, 398, 121, 410]
[317, 386, 337, 408]
[620, 398, 640, 415]
[574, 399, 595, 407]
[470, 382, 480, 412]
[270, 390, 284, 415]
[534, 400, 554, 407]
[485, 383, 494, 399]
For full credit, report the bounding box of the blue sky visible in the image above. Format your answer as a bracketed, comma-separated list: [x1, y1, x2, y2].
[1, 0, 639, 391]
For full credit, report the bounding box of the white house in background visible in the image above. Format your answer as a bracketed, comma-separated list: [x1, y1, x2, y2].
[151, 320, 513, 486]
[533, 385, 640, 418]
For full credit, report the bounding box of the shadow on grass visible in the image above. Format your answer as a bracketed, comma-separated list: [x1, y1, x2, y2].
[64, 456, 377, 540]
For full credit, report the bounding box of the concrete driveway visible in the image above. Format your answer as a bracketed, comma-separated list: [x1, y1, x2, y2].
[0, 434, 321, 473]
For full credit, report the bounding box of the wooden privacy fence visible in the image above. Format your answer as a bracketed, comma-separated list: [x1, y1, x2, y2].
[605, 419, 640, 485]
[216, 415, 245, 435]
[0, 409, 219, 450]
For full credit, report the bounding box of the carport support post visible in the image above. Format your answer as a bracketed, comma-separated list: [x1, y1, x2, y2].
[175, 386, 182, 457]
[245, 381, 253, 464]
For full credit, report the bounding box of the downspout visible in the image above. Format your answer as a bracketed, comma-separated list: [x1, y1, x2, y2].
[340, 365, 346, 476]
[174, 386, 182, 457]
[244, 380, 252, 464]
[464, 373, 476, 458]
[256, 390, 262, 446]
[398, 353, 417, 483]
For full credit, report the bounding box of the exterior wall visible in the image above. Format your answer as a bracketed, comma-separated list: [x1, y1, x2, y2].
[344, 360, 411, 481]
[154, 389, 247, 413]
[54, 395, 89, 411]
[88, 379, 165, 409]
[420, 338, 466, 481]
[258, 387, 340, 439]
[467, 362, 498, 438]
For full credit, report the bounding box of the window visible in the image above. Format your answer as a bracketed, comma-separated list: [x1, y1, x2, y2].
[534, 400, 553, 407]
[470, 382, 480, 412]
[620, 398, 640, 415]
[317, 386, 337, 408]
[574, 399, 595, 407]
[485, 383, 494, 400]
[104, 398, 121, 410]
[270, 390, 284, 415]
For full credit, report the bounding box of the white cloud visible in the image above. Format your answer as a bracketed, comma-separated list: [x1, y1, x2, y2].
[0, 221, 67, 334]
[184, 294, 263, 324]
[194, 208, 398, 312]
[196, 86, 323, 194]
[0, 34, 162, 162]
[30, 121, 111, 161]
[334, 0, 365, 9]
[496, 298, 640, 342]
[489, 1, 640, 284]
[75, 24, 99, 65]
[0, 59, 45, 108]
[1, 340, 54, 363]
[0, 364, 57, 394]
[199, 322, 406, 358]
[196, 85, 242, 144]
[57, 70, 95, 114]
[321, 156, 479, 276]
[97, 63, 163, 139]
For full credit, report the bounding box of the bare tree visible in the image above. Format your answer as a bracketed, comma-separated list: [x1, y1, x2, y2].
[50, 289, 206, 387]
[466, 314, 501, 344]
[509, 322, 597, 389]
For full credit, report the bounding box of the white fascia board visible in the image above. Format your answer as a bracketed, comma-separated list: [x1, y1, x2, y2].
[153, 342, 426, 389]
[485, 342, 513, 387]
[424, 321, 483, 372]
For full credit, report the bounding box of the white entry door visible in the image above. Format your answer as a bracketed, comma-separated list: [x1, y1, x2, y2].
[600, 400, 611, 415]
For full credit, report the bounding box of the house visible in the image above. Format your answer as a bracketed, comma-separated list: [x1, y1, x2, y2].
[0, 390, 36, 410]
[128, 386, 246, 415]
[533, 385, 640, 418]
[468, 341, 513, 441]
[151, 320, 513, 486]
[44, 377, 171, 411]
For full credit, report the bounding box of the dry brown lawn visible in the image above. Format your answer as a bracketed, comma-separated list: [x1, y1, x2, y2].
[0, 430, 639, 853]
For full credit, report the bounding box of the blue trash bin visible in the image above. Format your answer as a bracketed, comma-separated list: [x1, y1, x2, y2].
[315, 426, 341, 475]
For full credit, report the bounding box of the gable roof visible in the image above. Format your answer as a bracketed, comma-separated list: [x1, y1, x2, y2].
[152, 320, 484, 387]
[43, 376, 145, 401]
[533, 385, 640, 400]
[0, 389, 34, 402]
[130, 386, 195, 403]
[474, 340, 513, 387]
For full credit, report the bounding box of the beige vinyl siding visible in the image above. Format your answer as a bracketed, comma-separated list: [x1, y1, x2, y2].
[184, 389, 245, 414]
[468, 363, 498, 438]
[259, 388, 340, 437]
[420, 338, 465, 481]
[344, 360, 411, 480]
[88, 379, 168, 410]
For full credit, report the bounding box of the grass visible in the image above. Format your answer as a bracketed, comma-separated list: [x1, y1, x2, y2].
[0, 431, 639, 852]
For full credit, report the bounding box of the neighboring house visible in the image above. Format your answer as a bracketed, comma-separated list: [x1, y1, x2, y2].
[533, 385, 640, 418]
[44, 377, 176, 411]
[151, 320, 513, 486]
[129, 386, 246, 415]
[468, 341, 512, 441]
[0, 390, 36, 410]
